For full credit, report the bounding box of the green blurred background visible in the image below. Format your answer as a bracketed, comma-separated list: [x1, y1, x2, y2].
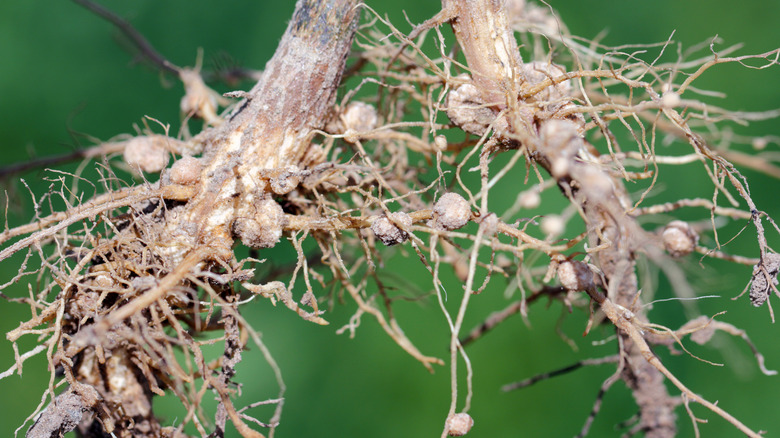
[1, 0, 779, 437]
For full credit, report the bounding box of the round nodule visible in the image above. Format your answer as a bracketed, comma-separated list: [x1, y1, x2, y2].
[169, 156, 202, 186]
[431, 192, 471, 231]
[445, 412, 474, 436]
[234, 199, 286, 249]
[557, 260, 595, 292]
[123, 136, 170, 173]
[662, 221, 698, 257]
[372, 212, 413, 246]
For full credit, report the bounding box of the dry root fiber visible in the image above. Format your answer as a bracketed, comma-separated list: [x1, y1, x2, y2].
[1, 0, 780, 437]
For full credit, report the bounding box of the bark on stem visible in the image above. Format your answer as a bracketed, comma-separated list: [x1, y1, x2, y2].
[159, 0, 360, 263]
[223, 0, 360, 168]
[442, 0, 522, 106]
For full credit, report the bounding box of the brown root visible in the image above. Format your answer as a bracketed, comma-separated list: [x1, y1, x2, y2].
[1, 0, 779, 437]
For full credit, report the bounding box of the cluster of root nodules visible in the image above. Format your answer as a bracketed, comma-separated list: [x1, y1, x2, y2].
[2, 0, 780, 437]
[2, 192, 275, 438]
